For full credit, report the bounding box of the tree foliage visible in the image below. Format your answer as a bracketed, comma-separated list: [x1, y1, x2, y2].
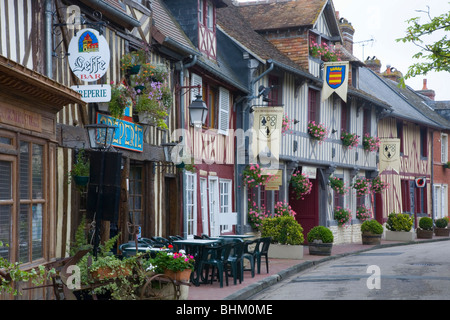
[396, 4, 450, 85]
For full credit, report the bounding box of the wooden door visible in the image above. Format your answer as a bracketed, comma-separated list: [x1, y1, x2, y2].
[289, 178, 319, 242]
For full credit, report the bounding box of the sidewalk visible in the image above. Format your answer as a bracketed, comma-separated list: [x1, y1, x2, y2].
[188, 236, 450, 300]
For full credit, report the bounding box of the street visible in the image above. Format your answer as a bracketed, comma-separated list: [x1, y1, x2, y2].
[250, 240, 450, 300]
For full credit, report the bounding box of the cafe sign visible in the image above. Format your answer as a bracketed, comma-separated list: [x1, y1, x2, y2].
[68, 28, 110, 82]
[97, 113, 143, 152]
[71, 84, 111, 103]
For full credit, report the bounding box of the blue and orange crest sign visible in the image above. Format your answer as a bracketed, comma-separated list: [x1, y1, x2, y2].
[326, 65, 346, 89]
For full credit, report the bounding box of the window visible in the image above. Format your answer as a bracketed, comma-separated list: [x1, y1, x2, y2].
[19, 141, 45, 263]
[341, 101, 349, 132]
[217, 87, 230, 135]
[268, 75, 282, 106]
[363, 108, 371, 136]
[219, 179, 232, 232]
[401, 180, 411, 213]
[420, 126, 428, 158]
[441, 133, 448, 163]
[198, 0, 216, 59]
[0, 157, 13, 261]
[433, 184, 448, 219]
[128, 165, 143, 236]
[308, 88, 320, 123]
[397, 120, 404, 154]
[185, 172, 197, 237]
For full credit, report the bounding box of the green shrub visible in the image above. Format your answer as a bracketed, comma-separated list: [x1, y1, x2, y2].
[418, 217, 433, 230]
[307, 226, 334, 243]
[386, 212, 413, 232]
[435, 218, 448, 228]
[360, 220, 384, 234]
[261, 215, 304, 245]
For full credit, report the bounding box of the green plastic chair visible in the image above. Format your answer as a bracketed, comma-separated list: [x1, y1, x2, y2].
[199, 243, 232, 288]
[226, 241, 245, 285]
[255, 237, 271, 274]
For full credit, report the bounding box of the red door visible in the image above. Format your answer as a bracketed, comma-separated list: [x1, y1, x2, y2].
[289, 178, 319, 243]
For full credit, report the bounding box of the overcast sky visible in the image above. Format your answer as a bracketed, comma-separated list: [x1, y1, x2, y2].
[234, 0, 450, 101]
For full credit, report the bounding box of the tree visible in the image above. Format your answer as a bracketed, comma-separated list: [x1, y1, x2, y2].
[396, 4, 450, 86]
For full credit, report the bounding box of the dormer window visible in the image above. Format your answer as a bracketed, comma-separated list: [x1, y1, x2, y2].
[198, 0, 217, 60]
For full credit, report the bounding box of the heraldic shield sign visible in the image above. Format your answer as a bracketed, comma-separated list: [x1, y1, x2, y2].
[379, 138, 400, 173]
[321, 61, 349, 102]
[252, 107, 283, 163]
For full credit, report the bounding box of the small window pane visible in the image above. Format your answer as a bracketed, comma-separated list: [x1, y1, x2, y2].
[0, 205, 11, 260]
[0, 161, 11, 200]
[32, 144, 43, 199]
[32, 204, 43, 260]
[20, 142, 30, 199]
[19, 204, 29, 263]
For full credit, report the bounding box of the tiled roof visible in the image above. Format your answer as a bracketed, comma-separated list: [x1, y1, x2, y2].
[235, 0, 327, 31]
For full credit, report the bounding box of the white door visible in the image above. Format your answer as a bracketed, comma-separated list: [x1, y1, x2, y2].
[208, 176, 220, 237]
[199, 178, 209, 236]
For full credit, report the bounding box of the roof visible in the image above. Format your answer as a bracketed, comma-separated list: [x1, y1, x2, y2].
[235, 0, 328, 31]
[359, 67, 447, 128]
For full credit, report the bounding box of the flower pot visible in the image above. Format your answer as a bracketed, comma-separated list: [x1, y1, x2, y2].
[308, 242, 332, 256]
[361, 231, 382, 245]
[417, 228, 433, 239]
[73, 175, 89, 186]
[384, 230, 415, 242]
[268, 244, 303, 260]
[137, 111, 155, 125]
[163, 269, 192, 283]
[434, 227, 450, 237]
[127, 65, 141, 75]
[91, 266, 131, 280]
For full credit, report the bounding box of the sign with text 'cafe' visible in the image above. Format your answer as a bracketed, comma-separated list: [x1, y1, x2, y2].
[97, 113, 143, 152]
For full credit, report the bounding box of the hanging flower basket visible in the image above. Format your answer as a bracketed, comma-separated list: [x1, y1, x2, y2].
[242, 164, 272, 188]
[290, 171, 312, 200]
[340, 130, 359, 149]
[307, 121, 328, 142]
[328, 176, 348, 195]
[356, 205, 373, 222]
[363, 134, 381, 152]
[352, 177, 372, 196]
[334, 207, 351, 227]
[371, 176, 389, 193]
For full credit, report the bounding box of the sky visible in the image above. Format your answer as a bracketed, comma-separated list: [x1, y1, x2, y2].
[234, 0, 450, 101]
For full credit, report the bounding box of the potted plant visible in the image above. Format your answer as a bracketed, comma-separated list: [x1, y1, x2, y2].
[68, 149, 90, 187]
[149, 249, 195, 282]
[261, 214, 304, 259]
[434, 218, 450, 236]
[242, 164, 273, 189]
[334, 206, 351, 227]
[307, 226, 334, 256]
[307, 121, 328, 143]
[109, 83, 132, 120]
[356, 205, 372, 222]
[352, 177, 372, 196]
[417, 216, 433, 239]
[385, 212, 415, 241]
[282, 114, 292, 135]
[247, 203, 267, 232]
[360, 220, 384, 245]
[363, 133, 381, 152]
[329, 176, 348, 195]
[340, 130, 359, 149]
[120, 49, 146, 75]
[290, 171, 313, 200]
[371, 176, 389, 193]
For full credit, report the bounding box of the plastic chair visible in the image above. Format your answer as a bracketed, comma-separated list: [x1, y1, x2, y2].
[226, 241, 245, 285]
[199, 243, 232, 288]
[242, 239, 260, 278]
[255, 237, 271, 274]
[151, 236, 170, 247]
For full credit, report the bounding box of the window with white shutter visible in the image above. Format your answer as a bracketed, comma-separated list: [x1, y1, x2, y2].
[441, 133, 448, 163]
[217, 87, 230, 135]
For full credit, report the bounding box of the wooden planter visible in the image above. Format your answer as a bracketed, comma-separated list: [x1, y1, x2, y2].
[308, 242, 332, 256]
[268, 244, 303, 260]
[163, 269, 192, 283]
[91, 266, 131, 280]
[417, 228, 433, 239]
[361, 231, 382, 245]
[435, 227, 450, 237]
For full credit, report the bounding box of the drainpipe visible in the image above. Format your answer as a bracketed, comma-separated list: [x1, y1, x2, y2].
[176, 55, 198, 239]
[235, 59, 274, 233]
[45, 0, 53, 78]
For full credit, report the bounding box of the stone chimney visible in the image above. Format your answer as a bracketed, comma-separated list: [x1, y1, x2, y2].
[338, 17, 355, 54]
[416, 79, 436, 100]
[381, 64, 403, 83]
[364, 56, 381, 73]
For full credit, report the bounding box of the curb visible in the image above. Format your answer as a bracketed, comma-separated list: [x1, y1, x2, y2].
[223, 238, 450, 300]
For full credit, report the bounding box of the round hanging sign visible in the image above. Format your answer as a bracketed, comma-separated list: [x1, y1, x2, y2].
[68, 28, 110, 82]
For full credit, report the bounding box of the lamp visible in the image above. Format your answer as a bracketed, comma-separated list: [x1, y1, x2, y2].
[188, 94, 208, 127]
[161, 142, 178, 162]
[85, 123, 117, 150]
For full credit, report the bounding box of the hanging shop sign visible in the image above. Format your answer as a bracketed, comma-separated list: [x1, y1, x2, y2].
[97, 113, 143, 152]
[68, 28, 110, 82]
[71, 84, 111, 103]
[379, 138, 400, 174]
[252, 106, 284, 162]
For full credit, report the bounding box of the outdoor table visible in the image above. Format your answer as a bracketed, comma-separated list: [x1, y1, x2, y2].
[172, 239, 220, 286]
[218, 234, 255, 239]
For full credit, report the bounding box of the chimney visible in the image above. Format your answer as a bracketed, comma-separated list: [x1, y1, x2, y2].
[417, 79, 436, 100]
[338, 17, 355, 54]
[364, 56, 381, 73]
[381, 65, 403, 83]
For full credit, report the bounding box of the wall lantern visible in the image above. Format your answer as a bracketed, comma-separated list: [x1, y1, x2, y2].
[85, 123, 117, 150]
[188, 94, 208, 127]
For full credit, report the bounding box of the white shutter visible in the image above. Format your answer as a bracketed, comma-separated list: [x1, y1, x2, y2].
[217, 87, 230, 135]
[190, 73, 203, 104]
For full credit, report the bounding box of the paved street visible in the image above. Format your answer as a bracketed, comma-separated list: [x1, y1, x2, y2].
[250, 241, 450, 300]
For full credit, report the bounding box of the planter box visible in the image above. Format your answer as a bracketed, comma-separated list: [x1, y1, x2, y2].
[361, 232, 382, 245]
[268, 243, 303, 260]
[435, 227, 450, 237]
[384, 230, 415, 242]
[308, 242, 332, 256]
[417, 228, 433, 239]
